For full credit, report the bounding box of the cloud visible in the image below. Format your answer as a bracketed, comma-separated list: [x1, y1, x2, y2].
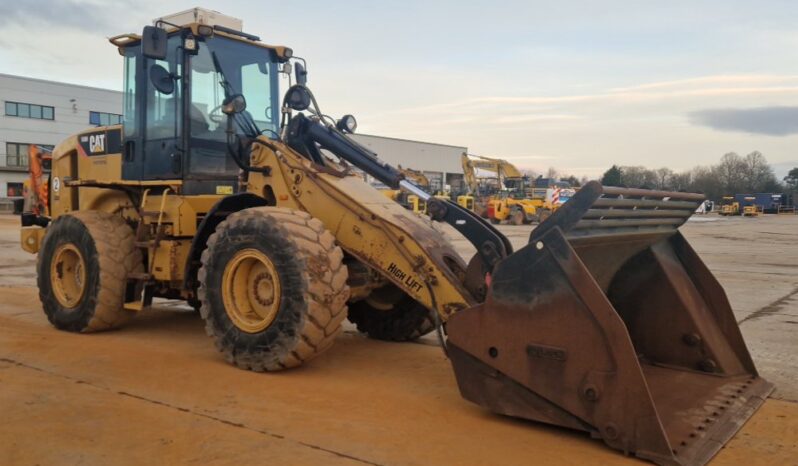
[771, 160, 798, 178]
[0, 0, 101, 29]
[609, 75, 798, 93]
[0, 0, 142, 33]
[373, 74, 798, 121]
[689, 106, 798, 136]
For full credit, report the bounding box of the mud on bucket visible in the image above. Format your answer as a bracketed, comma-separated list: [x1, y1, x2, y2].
[446, 181, 773, 466]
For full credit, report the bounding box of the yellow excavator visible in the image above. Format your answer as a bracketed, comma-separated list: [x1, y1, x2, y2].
[18, 13, 772, 465]
[461, 153, 541, 224]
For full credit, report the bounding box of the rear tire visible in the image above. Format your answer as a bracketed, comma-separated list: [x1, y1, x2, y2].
[509, 209, 524, 225]
[347, 284, 435, 341]
[37, 211, 142, 332]
[198, 207, 349, 371]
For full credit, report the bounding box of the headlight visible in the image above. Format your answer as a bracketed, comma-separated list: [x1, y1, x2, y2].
[337, 114, 357, 134]
[184, 35, 197, 52]
[197, 25, 213, 37]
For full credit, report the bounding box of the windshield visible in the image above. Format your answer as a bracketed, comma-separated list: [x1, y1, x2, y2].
[188, 36, 280, 175]
[191, 36, 279, 135]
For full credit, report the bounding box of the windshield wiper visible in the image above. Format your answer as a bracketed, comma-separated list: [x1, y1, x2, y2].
[210, 51, 260, 138]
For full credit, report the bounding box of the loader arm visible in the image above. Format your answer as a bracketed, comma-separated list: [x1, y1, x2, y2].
[245, 125, 495, 320]
[284, 114, 512, 271]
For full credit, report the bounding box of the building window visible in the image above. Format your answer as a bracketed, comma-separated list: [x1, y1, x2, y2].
[4, 143, 54, 168]
[4, 101, 55, 120]
[7, 182, 24, 197]
[90, 111, 123, 126]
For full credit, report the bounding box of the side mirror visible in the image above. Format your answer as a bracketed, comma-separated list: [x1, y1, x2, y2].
[294, 62, 308, 86]
[142, 26, 168, 60]
[222, 94, 247, 115]
[284, 85, 311, 111]
[149, 64, 174, 95]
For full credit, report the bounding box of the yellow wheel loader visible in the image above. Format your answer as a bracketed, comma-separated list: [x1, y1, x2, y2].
[487, 196, 541, 225]
[719, 196, 740, 216]
[741, 198, 762, 217]
[19, 16, 772, 465]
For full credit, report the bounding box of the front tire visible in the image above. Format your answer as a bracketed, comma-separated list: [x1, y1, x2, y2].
[347, 284, 436, 341]
[37, 211, 142, 332]
[198, 207, 349, 371]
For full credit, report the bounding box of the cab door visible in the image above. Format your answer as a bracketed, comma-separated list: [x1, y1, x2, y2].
[122, 35, 184, 181]
[182, 42, 244, 195]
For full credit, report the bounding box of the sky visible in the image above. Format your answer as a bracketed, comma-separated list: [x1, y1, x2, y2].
[2, 0, 797, 179]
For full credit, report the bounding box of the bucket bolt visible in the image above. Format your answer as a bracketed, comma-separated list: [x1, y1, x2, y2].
[603, 423, 619, 440]
[699, 358, 718, 373]
[682, 332, 702, 346]
[583, 384, 600, 402]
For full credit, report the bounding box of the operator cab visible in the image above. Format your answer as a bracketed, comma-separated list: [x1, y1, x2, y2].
[116, 21, 287, 194]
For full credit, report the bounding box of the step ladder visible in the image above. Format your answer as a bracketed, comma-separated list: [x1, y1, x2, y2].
[124, 188, 171, 312]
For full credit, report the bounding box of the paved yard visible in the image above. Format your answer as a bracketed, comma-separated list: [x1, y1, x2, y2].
[0, 213, 796, 465]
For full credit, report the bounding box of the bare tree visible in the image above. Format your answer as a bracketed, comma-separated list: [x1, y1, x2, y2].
[561, 174, 581, 187]
[620, 166, 658, 188]
[520, 169, 539, 179]
[560, 151, 784, 199]
[669, 171, 692, 191]
[742, 151, 775, 192]
[692, 166, 724, 199]
[713, 152, 746, 194]
[654, 167, 673, 190]
[785, 167, 798, 190]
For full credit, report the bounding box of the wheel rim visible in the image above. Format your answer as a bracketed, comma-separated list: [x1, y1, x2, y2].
[51, 243, 87, 309]
[222, 248, 281, 333]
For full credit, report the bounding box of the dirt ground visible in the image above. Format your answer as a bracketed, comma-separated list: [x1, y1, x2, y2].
[1, 213, 796, 465]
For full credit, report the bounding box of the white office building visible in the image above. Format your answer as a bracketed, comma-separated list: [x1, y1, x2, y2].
[0, 73, 123, 205]
[350, 134, 466, 193]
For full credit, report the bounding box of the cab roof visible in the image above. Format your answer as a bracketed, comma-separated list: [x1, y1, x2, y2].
[109, 22, 293, 62]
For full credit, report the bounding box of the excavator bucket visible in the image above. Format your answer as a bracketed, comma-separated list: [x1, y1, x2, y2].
[446, 181, 773, 466]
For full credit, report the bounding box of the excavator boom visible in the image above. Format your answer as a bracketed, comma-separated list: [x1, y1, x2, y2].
[461, 153, 526, 192]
